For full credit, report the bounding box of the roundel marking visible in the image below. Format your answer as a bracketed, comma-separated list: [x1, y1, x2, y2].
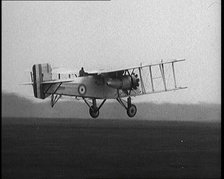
[78, 84, 87, 95]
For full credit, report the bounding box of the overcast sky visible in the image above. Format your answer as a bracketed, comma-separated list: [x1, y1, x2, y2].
[2, 0, 221, 104]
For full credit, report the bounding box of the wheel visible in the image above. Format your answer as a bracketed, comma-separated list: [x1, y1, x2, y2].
[89, 106, 99, 118]
[127, 104, 137, 117]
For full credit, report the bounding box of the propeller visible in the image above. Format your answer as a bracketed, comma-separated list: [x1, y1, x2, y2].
[131, 72, 140, 90]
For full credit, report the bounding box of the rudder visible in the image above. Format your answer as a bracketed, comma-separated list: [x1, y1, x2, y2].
[32, 63, 52, 99]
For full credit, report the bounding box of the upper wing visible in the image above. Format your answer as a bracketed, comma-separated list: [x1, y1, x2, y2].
[130, 59, 187, 95]
[88, 59, 186, 75]
[113, 59, 187, 97]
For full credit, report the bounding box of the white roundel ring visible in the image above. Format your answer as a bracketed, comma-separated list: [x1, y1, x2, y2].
[78, 84, 87, 95]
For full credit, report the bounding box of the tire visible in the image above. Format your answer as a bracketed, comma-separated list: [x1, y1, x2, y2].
[127, 104, 137, 117]
[89, 106, 99, 118]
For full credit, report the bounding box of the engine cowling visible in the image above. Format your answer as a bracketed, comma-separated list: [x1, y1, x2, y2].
[106, 74, 139, 90]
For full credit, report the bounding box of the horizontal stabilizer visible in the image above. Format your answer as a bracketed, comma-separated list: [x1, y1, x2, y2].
[41, 79, 74, 84]
[20, 82, 34, 85]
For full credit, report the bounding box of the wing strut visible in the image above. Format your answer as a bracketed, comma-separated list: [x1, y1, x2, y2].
[159, 63, 167, 91]
[30, 72, 33, 82]
[138, 67, 146, 94]
[149, 65, 154, 92]
[172, 62, 177, 88]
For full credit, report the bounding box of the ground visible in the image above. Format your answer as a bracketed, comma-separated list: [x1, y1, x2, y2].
[2, 118, 221, 179]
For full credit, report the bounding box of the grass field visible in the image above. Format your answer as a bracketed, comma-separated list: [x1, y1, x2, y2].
[2, 118, 221, 179]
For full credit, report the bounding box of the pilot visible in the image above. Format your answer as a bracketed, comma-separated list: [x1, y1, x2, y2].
[79, 67, 88, 77]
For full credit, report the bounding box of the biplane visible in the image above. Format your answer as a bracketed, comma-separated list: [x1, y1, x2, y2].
[26, 59, 186, 118]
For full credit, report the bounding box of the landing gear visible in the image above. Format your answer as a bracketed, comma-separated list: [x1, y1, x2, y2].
[117, 96, 137, 118]
[51, 94, 62, 107]
[89, 106, 99, 118]
[83, 98, 106, 118]
[127, 104, 137, 117]
[82, 96, 136, 118]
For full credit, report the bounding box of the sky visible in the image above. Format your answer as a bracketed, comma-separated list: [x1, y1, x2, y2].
[2, 0, 221, 104]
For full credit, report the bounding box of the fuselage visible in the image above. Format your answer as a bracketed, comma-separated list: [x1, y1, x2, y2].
[45, 75, 140, 99]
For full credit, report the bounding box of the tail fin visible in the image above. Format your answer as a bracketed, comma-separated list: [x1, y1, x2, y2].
[32, 63, 52, 99]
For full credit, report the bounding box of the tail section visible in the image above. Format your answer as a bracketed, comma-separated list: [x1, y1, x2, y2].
[32, 63, 52, 99]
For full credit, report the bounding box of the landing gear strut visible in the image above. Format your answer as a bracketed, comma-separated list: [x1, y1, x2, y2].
[117, 96, 137, 118]
[83, 98, 106, 118]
